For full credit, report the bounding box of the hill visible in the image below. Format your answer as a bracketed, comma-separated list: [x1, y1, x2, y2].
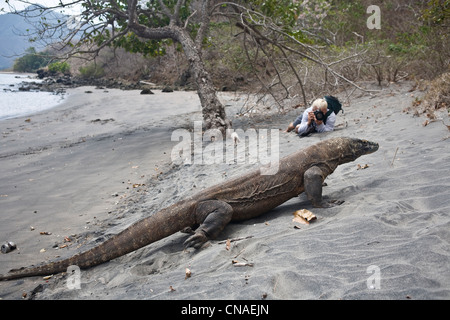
[0, 6, 66, 70]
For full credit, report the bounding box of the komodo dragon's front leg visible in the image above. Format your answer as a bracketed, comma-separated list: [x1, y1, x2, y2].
[184, 200, 234, 249]
[304, 166, 344, 208]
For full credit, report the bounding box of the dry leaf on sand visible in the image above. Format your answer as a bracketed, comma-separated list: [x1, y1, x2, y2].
[293, 209, 317, 225]
[232, 260, 254, 267]
[225, 239, 231, 251]
[185, 268, 191, 279]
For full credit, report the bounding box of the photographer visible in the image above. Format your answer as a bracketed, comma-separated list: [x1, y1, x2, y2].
[286, 98, 337, 137]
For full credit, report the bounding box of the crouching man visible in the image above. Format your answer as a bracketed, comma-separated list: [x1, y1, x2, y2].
[285, 96, 341, 137]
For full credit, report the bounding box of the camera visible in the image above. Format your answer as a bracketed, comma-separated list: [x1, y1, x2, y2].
[314, 110, 325, 121]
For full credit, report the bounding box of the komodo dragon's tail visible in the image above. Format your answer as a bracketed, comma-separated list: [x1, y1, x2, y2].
[0, 199, 197, 281]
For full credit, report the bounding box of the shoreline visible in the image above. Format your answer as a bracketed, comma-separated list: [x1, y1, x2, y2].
[0, 71, 36, 76]
[0, 71, 184, 121]
[0, 81, 449, 300]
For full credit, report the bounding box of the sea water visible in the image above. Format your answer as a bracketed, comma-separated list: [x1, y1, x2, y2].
[0, 73, 65, 120]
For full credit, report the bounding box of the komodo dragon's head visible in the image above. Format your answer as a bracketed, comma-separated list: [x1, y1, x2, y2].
[344, 138, 379, 162]
[325, 137, 379, 164]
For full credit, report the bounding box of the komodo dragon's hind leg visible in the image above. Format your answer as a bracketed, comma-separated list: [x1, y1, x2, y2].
[304, 166, 344, 208]
[184, 200, 233, 249]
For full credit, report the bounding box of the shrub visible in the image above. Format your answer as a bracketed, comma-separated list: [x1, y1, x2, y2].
[79, 63, 105, 78]
[13, 47, 50, 72]
[48, 61, 71, 75]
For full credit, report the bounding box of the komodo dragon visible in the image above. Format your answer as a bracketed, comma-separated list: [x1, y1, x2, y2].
[0, 137, 378, 281]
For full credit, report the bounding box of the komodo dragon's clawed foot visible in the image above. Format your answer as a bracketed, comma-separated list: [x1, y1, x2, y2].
[312, 199, 345, 208]
[184, 230, 209, 249]
[184, 200, 233, 249]
[329, 199, 345, 206]
[180, 226, 197, 235]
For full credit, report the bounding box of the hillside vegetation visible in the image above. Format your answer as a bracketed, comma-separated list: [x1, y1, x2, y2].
[12, 1, 449, 98]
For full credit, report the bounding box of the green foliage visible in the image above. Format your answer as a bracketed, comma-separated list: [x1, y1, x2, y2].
[48, 61, 71, 74]
[13, 47, 51, 72]
[113, 32, 167, 57]
[247, 0, 301, 26]
[207, 22, 253, 74]
[79, 63, 105, 79]
[241, 0, 341, 44]
[421, 0, 449, 25]
[247, 0, 331, 36]
[82, 0, 191, 57]
[322, 1, 365, 43]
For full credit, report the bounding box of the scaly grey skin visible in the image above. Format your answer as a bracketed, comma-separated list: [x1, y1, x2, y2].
[0, 137, 378, 281]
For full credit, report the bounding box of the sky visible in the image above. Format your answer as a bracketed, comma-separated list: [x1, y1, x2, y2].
[1, 0, 82, 15]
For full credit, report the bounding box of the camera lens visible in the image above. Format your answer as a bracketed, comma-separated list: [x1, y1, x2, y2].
[314, 110, 324, 121]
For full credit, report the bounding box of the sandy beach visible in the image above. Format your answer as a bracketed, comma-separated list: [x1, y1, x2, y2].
[0, 82, 449, 300]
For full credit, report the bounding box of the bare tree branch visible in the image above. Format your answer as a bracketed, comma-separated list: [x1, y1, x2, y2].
[157, 0, 173, 21]
[211, 1, 380, 110]
[195, 0, 211, 47]
[173, 0, 186, 26]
